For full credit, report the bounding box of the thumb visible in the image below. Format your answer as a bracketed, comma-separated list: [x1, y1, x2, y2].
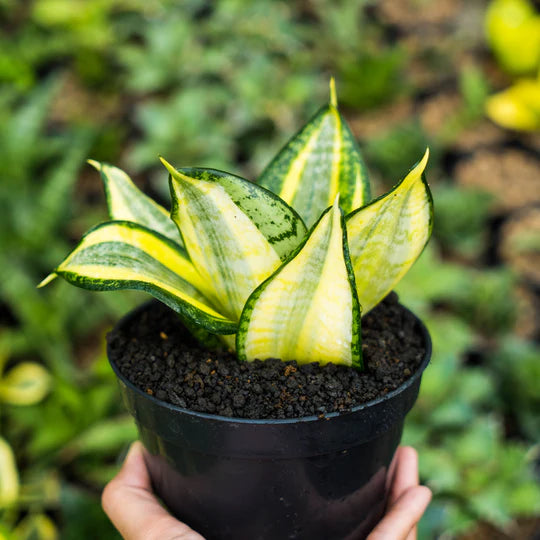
[102, 442, 205, 540]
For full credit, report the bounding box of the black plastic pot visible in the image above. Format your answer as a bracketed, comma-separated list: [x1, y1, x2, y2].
[108, 304, 432, 540]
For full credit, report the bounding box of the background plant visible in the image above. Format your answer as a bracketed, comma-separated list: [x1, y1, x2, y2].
[484, 0, 540, 131]
[1, 0, 539, 538]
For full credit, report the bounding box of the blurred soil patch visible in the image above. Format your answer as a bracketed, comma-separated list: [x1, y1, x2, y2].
[460, 517, 540, 539]
[455, 149, 540, 211]
[500, 207, 540, 286]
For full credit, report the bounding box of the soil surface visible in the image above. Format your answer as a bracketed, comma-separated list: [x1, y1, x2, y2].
[107, 293, 427, 419]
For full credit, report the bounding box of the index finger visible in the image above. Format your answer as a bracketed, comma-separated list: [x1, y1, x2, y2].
[388, 446, 419, 507]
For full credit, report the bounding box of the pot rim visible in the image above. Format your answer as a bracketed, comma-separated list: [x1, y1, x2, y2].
[108, 301, 432, 426]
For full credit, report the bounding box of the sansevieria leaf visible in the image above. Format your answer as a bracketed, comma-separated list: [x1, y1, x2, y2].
[237, 198, 362, 368]
[40, 221, 236, 334]
[163, 159, 307, 320]
[258, 79, 370, 227]
[88, 160, 182, 245]
[347, 149, 433, 314]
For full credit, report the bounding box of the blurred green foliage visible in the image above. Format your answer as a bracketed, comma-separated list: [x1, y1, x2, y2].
[119, 0, 409, 185]
[433, 184, 493, 258]
[0, 51, 138, 538]
[492, 337, 540, 441]
[398, 248, 540, 537]
[0, 0, 539, 538]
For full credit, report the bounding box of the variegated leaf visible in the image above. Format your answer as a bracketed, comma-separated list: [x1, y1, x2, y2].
[40, 221, 236, 334]
[163, 159, 307, 321]
[258, 79, 370, 227]
[88, 160, 182, 244]
[347, 149, 433, 314]
[237, 198, 362, 368]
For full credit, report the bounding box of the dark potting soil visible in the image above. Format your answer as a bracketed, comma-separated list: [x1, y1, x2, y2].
[107, 293, 427, 419]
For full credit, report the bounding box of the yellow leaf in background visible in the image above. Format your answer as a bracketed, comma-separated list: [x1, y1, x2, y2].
[0, 437, 19, 508]
[0, 362, 51, 406]
[13, 514, 58, 540]
[486, 78, 540, 131]
[19, 471, 61, 507]
[486, 0, 540, 75]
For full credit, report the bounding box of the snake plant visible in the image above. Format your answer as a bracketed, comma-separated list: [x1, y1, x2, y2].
[40, 81, 433, 369]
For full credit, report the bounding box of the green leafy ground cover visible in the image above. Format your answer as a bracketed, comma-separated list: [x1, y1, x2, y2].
[0, 1, 538, 538]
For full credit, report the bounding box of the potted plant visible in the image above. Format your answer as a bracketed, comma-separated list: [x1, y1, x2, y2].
[40, 80, 433, 540]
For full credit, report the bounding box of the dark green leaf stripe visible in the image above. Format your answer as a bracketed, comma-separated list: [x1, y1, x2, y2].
[237, 199, 362, 368]
[178, 167, 307, 260]
[88, 160, 183, 245]
[338, 120, 371, 213]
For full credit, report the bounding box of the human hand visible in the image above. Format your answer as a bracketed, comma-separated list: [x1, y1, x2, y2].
[102, 441, 204, 540]
[103, 443, 430, 540]
[367, 446, 432, 540]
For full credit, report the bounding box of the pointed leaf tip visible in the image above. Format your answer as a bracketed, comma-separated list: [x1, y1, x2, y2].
[347, 151, 433, 314]
[161, 158, 196, 187]
[86, 159, 100, 171]
[37, 274, 57, 288]
[329, 77, 338, 108]
[420, 147, 430, 169]
[91, 160, 183, 245]
[402, 147, 430, 187]
[258, 85, 370, 226]
[159, 156, 175, 175]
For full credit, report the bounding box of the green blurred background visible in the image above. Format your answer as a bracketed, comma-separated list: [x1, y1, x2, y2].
[1, 0, 539, 538]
